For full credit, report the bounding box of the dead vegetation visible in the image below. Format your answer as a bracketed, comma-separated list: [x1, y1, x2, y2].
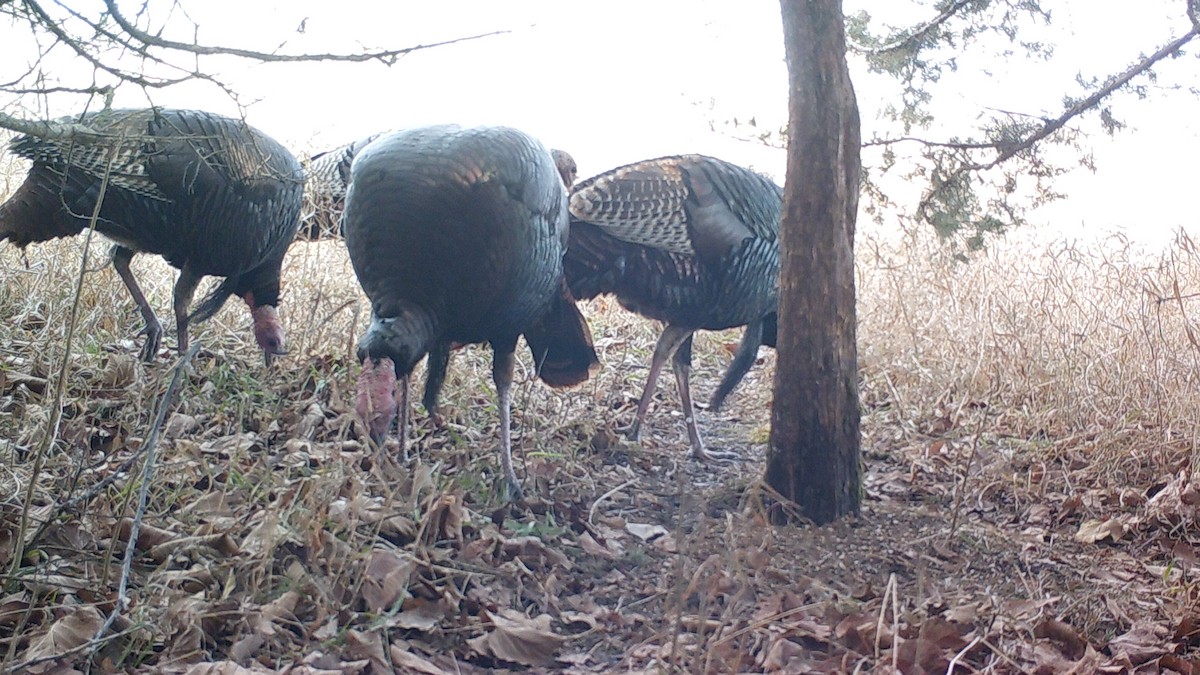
[2, 159, 1200, 674]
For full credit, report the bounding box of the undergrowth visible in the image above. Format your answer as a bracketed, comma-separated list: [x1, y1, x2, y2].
[2, 139, 1200, 671]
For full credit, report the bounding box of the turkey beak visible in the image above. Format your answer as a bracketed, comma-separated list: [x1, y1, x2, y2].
[264, 348, 289, 367]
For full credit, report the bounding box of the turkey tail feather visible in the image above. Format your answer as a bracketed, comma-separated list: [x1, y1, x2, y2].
[189, 276, 237, 323]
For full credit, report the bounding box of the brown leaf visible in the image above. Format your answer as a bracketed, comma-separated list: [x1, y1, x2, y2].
[1074, 518, 1125, 544]
[164, 413, 199, 439]
[560, 610, 598, 634]
[296, 402, 327, 439]
[1002, 596, 1059, 621]
[115, 518, 176, 552]
[1160, 653, 1200, 674]
[241, 512, 291, 556]
[0, 593, 33, 630]
[226, 634, 265, 663]
[344, 629, 390, 673]
[420, 493, 464, 545]
[200, 432, 264, 457]
[467, 609, 565, 667]
[624, 523, 668, 542]
[1035, 618, 1088, 659]
[183, 663, 271, 674]
[361, 549, 416, 614]
[1107, 621, 1170, 666]
[761, 637, 812, 673]
[23, 605, 104, 662]
[577, 532, 620, 560]
[394, 598, 446, 632]
[389, 644, 451, 674]
[501, 535, 570, 569]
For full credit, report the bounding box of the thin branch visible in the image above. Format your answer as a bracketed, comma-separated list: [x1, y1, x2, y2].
[976, 25, 1200, 171]
[24, 0, 191, 89]
[2, 84, 115, 95]
[3, 140, 122, 668]
[0, 110, 110, 142]
[864, 136, 999, 151]
[852, 0, 975, 56]
[91, 341, 201, 650]
[102, 0, 507, 65]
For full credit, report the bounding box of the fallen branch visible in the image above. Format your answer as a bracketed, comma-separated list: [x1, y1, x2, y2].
[89, 342, 201, 652]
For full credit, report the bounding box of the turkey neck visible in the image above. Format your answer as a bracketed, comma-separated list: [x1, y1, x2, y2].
[357, 307, 439, 377]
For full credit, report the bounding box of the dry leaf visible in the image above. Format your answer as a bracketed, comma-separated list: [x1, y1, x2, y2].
[577, 532, 620, 560]
[1074, 518, 1125, 544]
[361, 549, 416, 614]
[1034, 618, 1088, 659]
[467, 609, 565, 667]
[388, 644, 451, 674]
[344, 629, 390, 673]
[23, 605, 104, 661]
[394, 599, 446, 632]
[625, 523, 669, 542]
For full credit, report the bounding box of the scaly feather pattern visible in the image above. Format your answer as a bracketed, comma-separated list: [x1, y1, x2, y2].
[564, 154, 781, 459]
[0, 107, 303, 362]
[298, 132, 385, 240]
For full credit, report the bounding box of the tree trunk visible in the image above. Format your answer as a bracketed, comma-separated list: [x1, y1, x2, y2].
[767, 0, 862, 525]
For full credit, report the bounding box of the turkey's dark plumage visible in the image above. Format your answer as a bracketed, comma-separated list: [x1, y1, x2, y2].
[0, 107, 304, 362]
[348, 125, 598, 498]
[565, 154, 781, 459]
[299, 133, 383, 240]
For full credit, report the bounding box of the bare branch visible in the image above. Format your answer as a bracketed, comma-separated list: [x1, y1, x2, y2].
[91, 341, 202, 652]
[0, 109, 110, 142]
[102, 0, 507, 65]
[864, 136, 999, 151]
[852, 0, 975, 56]
[23, 0, 194, 89]
[975, 25, 1200, 171]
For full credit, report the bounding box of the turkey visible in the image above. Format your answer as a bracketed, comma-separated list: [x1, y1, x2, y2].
[299, 133, 383, 240]
[0, 107, 304, 363]
[348, 124, 598, 499]
[551, 149, 578, 188]
[415, 146, 582, 426]
[301, 136, 575, 242]
[565, 154, 781, 460]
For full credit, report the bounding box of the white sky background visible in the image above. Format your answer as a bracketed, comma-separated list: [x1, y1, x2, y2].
[2, 0, 1197, 246]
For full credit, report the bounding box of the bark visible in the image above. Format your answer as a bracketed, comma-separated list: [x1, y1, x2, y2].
[767, 0, 862, 525]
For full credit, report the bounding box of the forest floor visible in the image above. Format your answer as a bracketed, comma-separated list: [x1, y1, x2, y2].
[3, 229, 1200, 674]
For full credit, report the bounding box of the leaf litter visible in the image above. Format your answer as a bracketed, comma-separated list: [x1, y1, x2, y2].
[3, 231, 1200, 672]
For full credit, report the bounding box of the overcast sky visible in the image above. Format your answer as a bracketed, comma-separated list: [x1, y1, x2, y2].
[2, 0, 1197, 245]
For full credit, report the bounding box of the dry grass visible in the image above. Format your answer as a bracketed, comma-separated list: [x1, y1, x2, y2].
[3, 139, 1200, 671]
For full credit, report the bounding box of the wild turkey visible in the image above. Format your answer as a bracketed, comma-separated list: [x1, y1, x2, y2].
[565, 154, 781, 459]
[349, 124, 598, 498]
[551, 149, 578, 188]
[299, 133, 383, 240]
[0, 107, 303, 363]
[301, 137, 575, 242]
[414, 146, 582, 427]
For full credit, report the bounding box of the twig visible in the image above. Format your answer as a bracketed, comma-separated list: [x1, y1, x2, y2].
[948, 406, 991, 539]
[852, 0, 975, 57]
[947, 635, 983, 674]
[89, 342, 201, 652]
[103, 0, 505, 66]
[7, 142, 117, 581]
[587, 478, 637, 525]
[874, 573, 897, 661]
[5, 625, 140, 672]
